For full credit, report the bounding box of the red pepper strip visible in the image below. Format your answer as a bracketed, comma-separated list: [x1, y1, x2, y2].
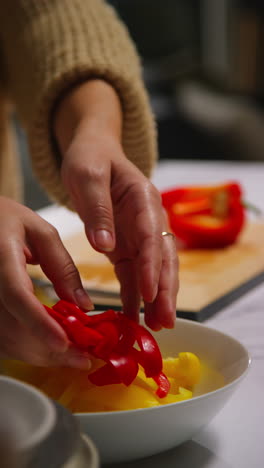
[88, 362, 122, 386]
[89, 352, 139, 387]
[115, 313, 137, 354]
[135, 325, 163, 377]
[85, 309, 119, 325]
[63, 316, 102, 349]
[108, 352, 139, 386]
[93, 321, 120, 359]
[45, 300, 169, 395]
[153, 372, 170, 398]
[44, 305, 66, 327]
[53, 300, 91, 325]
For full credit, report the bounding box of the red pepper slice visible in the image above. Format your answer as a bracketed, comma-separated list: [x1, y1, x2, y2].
[153, 372, 170, 398]
[44, 300, 169, 397]
[44, 305, 66, 327]
[135, 325, 163, 377]
[86, 310, 119, 325]
[89, 352, 138, 387]
[93, 321, 120, 359]
[53, 300, 91, 325]
[108, 352, 139, 386]
[63, 316, 102, 349]
[115, 313, 137, 354]
[88, 362, 122, 386]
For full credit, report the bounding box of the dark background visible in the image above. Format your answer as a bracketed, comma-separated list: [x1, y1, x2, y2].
[19, 0, 264, 209]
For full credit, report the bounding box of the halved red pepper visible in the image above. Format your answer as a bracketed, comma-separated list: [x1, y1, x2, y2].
[161, 182, 245, 248]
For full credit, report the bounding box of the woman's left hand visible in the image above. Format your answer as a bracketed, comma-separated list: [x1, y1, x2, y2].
[54, 80, 178, 330]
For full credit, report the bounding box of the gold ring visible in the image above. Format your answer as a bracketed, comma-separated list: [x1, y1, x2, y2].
[161, 231, 175, 239]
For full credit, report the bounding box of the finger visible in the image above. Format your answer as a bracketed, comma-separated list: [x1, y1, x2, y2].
[144, 233, 178, 330]
[125, 181, 164, 303]
[27, 219, 93, 310]
[137, 229, 163, 303]
[0, 304, 92, 369]
[114, 258, 141, 322]
[67, 159, 115, 253]
[0, 240, 68, 352]
[134, 192, 164, 302]
[144, 302, 162, 331]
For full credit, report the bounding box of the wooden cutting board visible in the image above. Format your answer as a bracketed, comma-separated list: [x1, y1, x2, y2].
[28, 222, 264, 321]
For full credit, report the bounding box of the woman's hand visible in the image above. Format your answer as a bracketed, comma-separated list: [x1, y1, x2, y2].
[0, 196, 92, 367]
[55, 80, 179, 330]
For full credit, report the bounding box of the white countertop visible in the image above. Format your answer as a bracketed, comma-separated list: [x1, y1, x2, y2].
[38, 160, 264, 468]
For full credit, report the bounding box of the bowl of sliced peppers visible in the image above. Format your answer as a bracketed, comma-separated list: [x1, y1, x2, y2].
[161, 182, 245, 248]
[0, 300, 250, 464]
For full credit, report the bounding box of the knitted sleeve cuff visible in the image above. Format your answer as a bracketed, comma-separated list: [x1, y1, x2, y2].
[0, 0, 157, 207]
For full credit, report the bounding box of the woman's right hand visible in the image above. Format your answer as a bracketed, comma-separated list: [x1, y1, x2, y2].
[0, 196, 92, 368]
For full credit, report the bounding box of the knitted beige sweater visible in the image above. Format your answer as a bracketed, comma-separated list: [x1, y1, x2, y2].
[0, 0, 157, 206]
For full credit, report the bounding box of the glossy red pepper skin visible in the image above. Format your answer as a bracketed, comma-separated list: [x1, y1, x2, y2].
[44, 301, 170, 397]
[108, 352, 139, 386]
[53, 300, 92, 325]
[135, 325, 163, 377]
[88, 362, 122, 386]
[63, 316, 102, 349]
[87, 309, 118, 324]
[161, 182, 245, 248]
[153, 372, 171, 398]
[93, 321, 120, 359]
[44, 305, 66, 327]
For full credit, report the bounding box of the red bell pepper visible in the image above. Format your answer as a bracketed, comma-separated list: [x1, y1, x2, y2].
[88, 352, 138, 387]
[62, 316, 103, 349]
[53, 300, 92, 325]
[88, 362, 122, 386]
[161, 182, 245, 248]
[115, 313, 137, 354]
[93, 321, 120, 359]
[85, 309, 118, 325]
[108, 352, 139, 386]
[44, 305, 67, 328]
[44, 300, 170, 397]
[135, 325, 163, 377]
[153, 372, 171, 398]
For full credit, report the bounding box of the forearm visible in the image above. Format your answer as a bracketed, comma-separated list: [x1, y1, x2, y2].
[54, 80, 123, 155]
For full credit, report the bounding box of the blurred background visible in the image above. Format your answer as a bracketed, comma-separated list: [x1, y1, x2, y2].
[20, 0, 264, 210]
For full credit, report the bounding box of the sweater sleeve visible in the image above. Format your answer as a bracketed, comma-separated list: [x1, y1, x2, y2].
[0, 0, 157, 206]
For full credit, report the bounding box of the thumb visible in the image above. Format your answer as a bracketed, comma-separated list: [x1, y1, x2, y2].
[28, 219, 93, 311]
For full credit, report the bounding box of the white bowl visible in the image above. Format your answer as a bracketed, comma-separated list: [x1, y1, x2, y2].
[0, 376, 56, 466]
[76, 317, 250, 464]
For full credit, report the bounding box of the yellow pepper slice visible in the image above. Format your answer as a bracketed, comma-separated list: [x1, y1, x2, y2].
[158, 386, 193, 405]
[0, 352, 204, 412]
[162, 352, 201, 387]
[74, 383, 160, 412]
